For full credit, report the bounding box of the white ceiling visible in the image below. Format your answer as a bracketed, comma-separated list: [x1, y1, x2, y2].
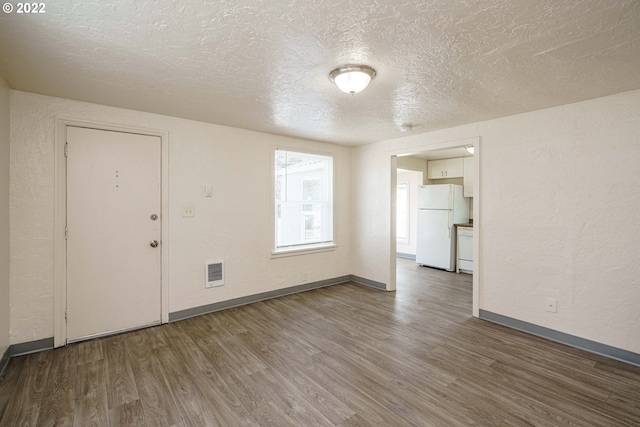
[1, 1, 639, 146]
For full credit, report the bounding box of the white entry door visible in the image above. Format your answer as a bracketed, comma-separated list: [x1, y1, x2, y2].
[66, 126, 162, 343]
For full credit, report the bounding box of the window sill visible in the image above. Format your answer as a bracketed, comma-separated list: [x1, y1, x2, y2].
[271, 243, 337, 259]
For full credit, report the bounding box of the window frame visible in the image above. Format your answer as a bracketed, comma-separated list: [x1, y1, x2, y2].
[270, 146, 337, 258]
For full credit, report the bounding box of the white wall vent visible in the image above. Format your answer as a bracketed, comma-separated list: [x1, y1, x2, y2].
[205, 260, 224, 288]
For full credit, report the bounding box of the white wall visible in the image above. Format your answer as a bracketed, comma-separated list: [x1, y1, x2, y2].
[0, 77, 10, 358]
[396, 170, 422, 256]
[397, 156, 427, 180]
[351, 141, 392, 286]
[9, 91, 351, 345]
[351, 89, 640, 354]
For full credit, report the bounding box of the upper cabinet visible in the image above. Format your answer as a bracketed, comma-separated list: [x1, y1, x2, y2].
[463, 157, 473, 197]
[427, 158, 463, 179]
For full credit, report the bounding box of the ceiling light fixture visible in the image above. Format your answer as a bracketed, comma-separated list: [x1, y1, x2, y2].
[329, 65, 376, 94]
[465, 145, 474, 154]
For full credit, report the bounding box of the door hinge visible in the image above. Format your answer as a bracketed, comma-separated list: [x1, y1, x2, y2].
[64, 142, 68, 157]
[65, 308, 68, 322]
[65, 226, 68, 240]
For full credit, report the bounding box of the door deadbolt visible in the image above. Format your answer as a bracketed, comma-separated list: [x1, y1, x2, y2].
[150, 240, 159, 248]
[150, 214, 158, 220]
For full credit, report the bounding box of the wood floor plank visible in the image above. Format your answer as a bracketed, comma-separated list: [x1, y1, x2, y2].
[103, 334, 139, 409]
[1, 257, 639, 426]
[190, 338, 268, 414]
[216, 333, 268, 376]
[159, 322, 213, 376]
[230, 330, 357, 426]
[249, 400, 297, 427]
[0, 355, 26, 425]
[144, 324, 170, 350]
[248, 368, 333, 427]
[35, 344, 79, 426]
[42, 344, 79, 396]
[125, 333, 183, 427]
[76, 339, 103, 366]
[109, 399, 146, 426]
[191, 367, 259, 426]
[336, 413, 374, 427]
[303, 360, 419, 426]
[36, 389, 75, 427]
[1, 351, 52, 427]
[73, 359, 109, 427]
[153, 345, 207, 427]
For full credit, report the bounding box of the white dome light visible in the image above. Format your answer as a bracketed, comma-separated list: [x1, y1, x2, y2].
[329, 65, 376, 94]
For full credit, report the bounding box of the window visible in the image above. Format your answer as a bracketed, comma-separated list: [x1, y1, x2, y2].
[274, 148, 334, 253]
[396, 182, 409, 244]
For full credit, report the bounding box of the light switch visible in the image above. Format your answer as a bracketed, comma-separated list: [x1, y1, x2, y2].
[205, 186, 213, 197]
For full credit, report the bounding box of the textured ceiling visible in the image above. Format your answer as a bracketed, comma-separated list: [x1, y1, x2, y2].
[1, 0, 639, 145]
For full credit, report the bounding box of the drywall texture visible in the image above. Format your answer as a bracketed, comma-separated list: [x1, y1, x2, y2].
[397, 156, 427, 177]
[9, 91, 351, 344]
[352, 89, 640, 354]
[0, 77, 9, 358]
[2, 2, 640, 145]
[351, 141, 392, 288]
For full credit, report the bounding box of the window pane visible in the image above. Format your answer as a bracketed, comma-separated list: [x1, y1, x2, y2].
[275, 149, 333, 249]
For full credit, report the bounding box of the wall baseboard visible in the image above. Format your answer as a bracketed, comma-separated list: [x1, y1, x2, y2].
[349, 274, 387, 291]
[0, 347, 9, 376]
[396, 253, 416, 260]
[170, 275, 353, 322]
[170, 275, 388, 322]
[10, 337, 55, 357]
[479, 310, 640, 367]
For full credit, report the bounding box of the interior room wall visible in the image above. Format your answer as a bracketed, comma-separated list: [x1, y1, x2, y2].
[396, 170, 422, 257]
[0, 77, 10, 360]
[352, 89, 640, 354]
[396, 156, 427, 182]
[9, 90, 352, 345]
[351, 142, 392, 287]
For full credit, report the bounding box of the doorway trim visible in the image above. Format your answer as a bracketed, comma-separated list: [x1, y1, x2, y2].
[389, 136, 480, 317]
[54, 117, 170, 347]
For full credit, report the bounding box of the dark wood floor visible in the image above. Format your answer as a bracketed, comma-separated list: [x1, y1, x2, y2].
[1, 258, 639, 426]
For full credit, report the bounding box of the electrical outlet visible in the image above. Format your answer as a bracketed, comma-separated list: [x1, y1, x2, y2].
[544, 297, 557, 313]
[182, 205, 195, 217]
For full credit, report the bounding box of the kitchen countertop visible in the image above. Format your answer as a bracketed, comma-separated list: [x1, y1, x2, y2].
[455, 221, 474, 228]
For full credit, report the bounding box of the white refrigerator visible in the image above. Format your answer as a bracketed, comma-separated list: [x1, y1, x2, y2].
[416, 184, 469, 271]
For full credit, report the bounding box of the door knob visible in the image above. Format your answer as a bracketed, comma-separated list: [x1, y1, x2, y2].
[150, 240, 159, 248]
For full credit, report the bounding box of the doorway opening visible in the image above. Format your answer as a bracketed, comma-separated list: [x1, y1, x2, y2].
[390, 137, 479, 317]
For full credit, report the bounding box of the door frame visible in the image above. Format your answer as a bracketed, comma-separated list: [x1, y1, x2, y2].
[54, 117, 170, 348]
[389, 136, 480, 317]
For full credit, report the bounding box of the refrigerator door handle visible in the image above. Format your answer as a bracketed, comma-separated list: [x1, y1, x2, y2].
[448, 211, 452, 238]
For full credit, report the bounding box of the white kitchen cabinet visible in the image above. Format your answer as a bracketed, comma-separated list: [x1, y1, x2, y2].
[427, 158, 463, 179]
[456, 226, 473, 274]
[463, 157, 473, 197]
